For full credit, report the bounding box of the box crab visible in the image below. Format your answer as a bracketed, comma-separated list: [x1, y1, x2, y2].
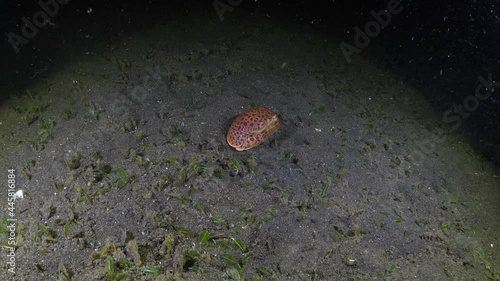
[226, 106, 281, 151]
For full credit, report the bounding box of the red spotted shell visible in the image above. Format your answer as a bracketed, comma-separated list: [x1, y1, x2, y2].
[227, 106, 281, 151]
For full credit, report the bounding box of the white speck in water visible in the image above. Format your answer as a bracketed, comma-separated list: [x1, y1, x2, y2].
[14, 190, 24, 199]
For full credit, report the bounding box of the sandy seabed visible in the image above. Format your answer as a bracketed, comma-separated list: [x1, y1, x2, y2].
[1, 8, 499, 281]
